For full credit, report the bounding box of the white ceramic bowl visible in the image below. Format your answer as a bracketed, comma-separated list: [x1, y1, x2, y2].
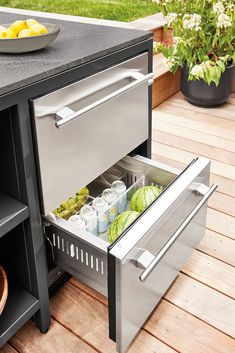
[0, 23, 60, 53]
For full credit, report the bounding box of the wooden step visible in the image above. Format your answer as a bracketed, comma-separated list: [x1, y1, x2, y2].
[151, 24, 179, 108]
[127, 15, 178, 107]
[153, 27, 173, 45]
[152, 53, 180, 108]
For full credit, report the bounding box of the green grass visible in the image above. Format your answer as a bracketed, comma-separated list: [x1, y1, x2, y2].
[0, 0, 158, 22]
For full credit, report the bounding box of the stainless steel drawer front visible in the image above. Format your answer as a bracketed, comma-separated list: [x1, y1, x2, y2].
[139, 183, 217, 282]
[31, 53, 149, 215]
[108, 156, 216, 353]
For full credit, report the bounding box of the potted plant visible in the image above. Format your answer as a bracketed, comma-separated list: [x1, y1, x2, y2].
[152, 0, 235, 107]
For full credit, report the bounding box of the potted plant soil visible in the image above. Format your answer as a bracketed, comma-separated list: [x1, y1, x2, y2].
[152, 0, 235, 107]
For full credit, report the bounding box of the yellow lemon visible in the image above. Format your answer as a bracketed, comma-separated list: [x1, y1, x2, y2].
[0, 29, 8, 39]
[0, 28, 17, 39]
[9, 20, 27, 36]
[18, 28, 35, 38]
[25, 18, 38, 27]
[30, 23, 48, 36]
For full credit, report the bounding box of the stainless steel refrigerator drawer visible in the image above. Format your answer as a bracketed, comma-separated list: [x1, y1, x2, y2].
[45, 155, 216, 353]
[31, 52, 151, 216]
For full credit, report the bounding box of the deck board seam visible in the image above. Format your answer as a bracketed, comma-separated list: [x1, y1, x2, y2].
[141, 327, 180, 353]
[153, 115, 235, 142]
[195, 248, 235, 269]
[162, 298, 235, 340]
[152, 139, 235, 169]
[207, 205, 235, 219]
[152, 130, 235, 160]
[69, 280, 107, 307]
[161, 101, 235, 122]
[205, 226, 235, 242]
[6, 343, 20, 353]
[179, 270, 235, 301]
[50, 315, 100, 353]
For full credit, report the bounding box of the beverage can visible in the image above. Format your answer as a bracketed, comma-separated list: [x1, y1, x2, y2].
[68, 214, 86, 229]
[102, 188, 118, 222]
[111, 180, 127, 213]
[80, 205, 97, 235]
[92, 197, 109, 233]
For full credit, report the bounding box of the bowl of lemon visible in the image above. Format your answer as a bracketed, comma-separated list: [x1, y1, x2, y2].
[0, 19, 60, 53]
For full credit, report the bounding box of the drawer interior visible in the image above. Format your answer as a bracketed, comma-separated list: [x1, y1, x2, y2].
[48, 155, 178, 247]
[45, 155, 178, 295]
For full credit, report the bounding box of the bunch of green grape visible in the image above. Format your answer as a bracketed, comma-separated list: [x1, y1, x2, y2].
[53, 187, 89, 219]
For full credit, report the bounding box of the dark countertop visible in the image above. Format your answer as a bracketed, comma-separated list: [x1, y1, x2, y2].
[0, 12, 152, 96]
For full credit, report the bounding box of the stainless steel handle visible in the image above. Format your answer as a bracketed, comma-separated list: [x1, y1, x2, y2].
[55, 72, 153, 128]
[139, 183, 218, 282]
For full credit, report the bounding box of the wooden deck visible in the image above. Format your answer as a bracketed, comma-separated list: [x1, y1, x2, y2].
[2, 92, 235, 353]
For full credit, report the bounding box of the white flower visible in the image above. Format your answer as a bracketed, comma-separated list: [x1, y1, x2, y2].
[165, 13, 178, 27]
[152, 0, 161, 4]
[202, 61, 212, 69]
[166, 57, 176, 70]
[213, 2, 225, 15]
[183, 14, 201, 31]
[227, 4, 235, 11]
[217, 13, 232, 28]
[153, 41, 161, 53]
[191, 64, 204, 77]
[173, 36, 182, 45]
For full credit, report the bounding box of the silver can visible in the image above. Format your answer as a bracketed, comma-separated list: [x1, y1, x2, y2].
[92, 197, 109, 233]
[102, 188, 118, 222]
[68, 214, 86, 229]
[111, 180, 127, 213]
[80, 205, 97, 235]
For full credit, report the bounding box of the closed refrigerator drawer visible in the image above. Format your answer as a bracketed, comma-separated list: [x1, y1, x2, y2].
[44, 155, 216, 353]
[31, 52, 151, 216]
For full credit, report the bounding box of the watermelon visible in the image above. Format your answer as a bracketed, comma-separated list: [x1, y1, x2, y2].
[108, 210, 140, 243]
[130, 185, 161, 213]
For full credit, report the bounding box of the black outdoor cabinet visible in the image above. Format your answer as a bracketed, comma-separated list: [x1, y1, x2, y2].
[0, 104, 51, 346]
[0, 11, 153, 347]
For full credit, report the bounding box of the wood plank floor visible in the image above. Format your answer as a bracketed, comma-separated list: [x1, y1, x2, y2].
[2, 92, 235, 353]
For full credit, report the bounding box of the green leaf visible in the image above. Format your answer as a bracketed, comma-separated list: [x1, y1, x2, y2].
[216, 60, 225, 73]
[197, 48, 205, 62]
[161, 46, 169, 58]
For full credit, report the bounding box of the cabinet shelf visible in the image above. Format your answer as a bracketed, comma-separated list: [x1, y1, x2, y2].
[0, 282, 40, 347]
[0, 193, 29, 239]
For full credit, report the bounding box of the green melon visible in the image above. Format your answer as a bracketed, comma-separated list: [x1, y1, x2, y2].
[130, 185, 161, 213]
[108, 210, 140, 244]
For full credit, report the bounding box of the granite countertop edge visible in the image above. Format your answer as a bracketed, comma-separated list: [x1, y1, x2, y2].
[0, 11, 153, 97]
[0, 32, 152, 96]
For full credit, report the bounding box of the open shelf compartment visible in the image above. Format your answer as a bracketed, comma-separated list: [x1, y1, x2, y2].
[0, 281, 40, 347]
[0, 193, 29, 239]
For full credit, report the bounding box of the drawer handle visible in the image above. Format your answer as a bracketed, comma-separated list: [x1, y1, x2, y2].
[139, 183, 218, 283]
[55, 72, 153, 128]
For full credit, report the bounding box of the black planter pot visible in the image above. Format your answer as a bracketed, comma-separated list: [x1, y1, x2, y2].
[180, 64, 235, 107]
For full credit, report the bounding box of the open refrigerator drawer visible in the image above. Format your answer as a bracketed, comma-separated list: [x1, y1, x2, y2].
[44, 154, 217, 353]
